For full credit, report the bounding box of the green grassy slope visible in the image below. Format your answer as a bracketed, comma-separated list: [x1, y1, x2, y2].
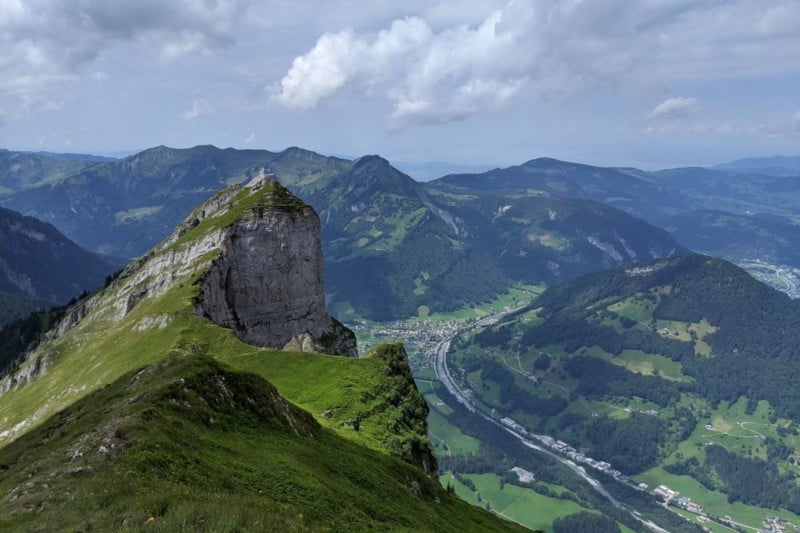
[446, 253, 800, 528]
[0, 355, 525, 532]
[0, 181, 428, 466]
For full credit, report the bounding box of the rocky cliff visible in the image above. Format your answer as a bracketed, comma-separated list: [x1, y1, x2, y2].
[195, 179, 357, 356]
[0, 178, 356, 402]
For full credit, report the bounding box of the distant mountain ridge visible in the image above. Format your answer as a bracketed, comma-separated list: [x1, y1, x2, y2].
[0, 149, 99, 194]
[1, 145, 282, 256]
[432, 156, 800, 223]
[4, 146, 797, 317]
[0, 206, 118, 325]
[662, 209, 800, 267]
[20, 151, 117, 163]
[714, 155, 800, 176]
[0, 146, 683, 320]
[430, 155, 800, 294]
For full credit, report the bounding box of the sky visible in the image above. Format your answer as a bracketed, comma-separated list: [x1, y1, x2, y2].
[1, 0, 799, 175]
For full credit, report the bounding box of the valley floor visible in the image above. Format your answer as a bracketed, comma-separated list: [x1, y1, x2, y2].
[348, 284, 800, 533]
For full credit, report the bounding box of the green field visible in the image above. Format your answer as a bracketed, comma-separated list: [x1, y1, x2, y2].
[428, 409, 481, 456]
[441, 472, 635, 533]
[419, 380, 455, 415]
[673, 397, 783, 461]
[655, 318, 717, 356]
[585, 346, 688, 382]
[607, 295, 655, 322]
[637, 396, 800, 530]
[671, 508, 731, 533]
[425, 284, 546, 322]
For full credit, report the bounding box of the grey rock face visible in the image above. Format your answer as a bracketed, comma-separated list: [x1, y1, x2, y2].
[196, 196, 357, 357]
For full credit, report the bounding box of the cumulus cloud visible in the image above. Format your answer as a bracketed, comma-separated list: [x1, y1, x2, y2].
[646, 97, 701, 121]
[273, 0, 800, 126]
[273, 6, 537, 126]
[182, 99, 213, 120]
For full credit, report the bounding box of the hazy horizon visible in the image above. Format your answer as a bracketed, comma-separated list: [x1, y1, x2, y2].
[2, 1, 799, 170]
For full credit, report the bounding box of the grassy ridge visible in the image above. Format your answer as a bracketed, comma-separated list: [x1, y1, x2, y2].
[0, 355, 525, 532]
[0, 181, 417, 459]
[0, 245, 435, 472]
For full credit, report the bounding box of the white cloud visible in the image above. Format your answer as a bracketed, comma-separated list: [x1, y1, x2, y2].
[273, 0, 800, 127]
[21, 94, 63, 113]
[644, 110, 800, 139]
[274, 29, 362, 110]
[646, 97, 700, 121]
[274, 7, 533, 126]
[244, 132, 256, 145]
[182, 99, 213, 120]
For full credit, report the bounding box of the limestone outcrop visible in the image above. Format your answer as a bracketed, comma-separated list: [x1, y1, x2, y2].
[195, 180, 357, 356]
[0, 179, 357, 400]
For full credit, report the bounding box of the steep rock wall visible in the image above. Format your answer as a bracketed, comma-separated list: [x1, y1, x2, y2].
[195, 189, 357, 357]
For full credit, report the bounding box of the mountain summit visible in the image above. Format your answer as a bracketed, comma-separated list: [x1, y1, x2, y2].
[0, 178, 356, 423]
[193, 178, 356, 356]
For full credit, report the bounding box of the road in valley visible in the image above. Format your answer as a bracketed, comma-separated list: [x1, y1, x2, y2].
[432, 308, 673, 533]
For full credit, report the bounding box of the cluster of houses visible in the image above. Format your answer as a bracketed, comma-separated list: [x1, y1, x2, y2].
[652, 485, 704, 514]
[674, 496, 704, 515]
[351, 317, 462, 365]
[499, 417, 627, 481]
[497, 415, 800, 533]
[650, 484, 713, 525]
[540, 434, 625, 480]
[760, 515, 800, 533]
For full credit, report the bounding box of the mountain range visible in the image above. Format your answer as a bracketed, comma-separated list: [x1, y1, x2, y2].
[11, 145, 797, 320]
